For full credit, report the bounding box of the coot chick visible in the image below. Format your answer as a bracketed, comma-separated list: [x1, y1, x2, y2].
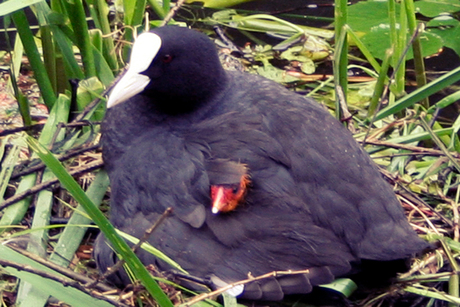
[206, 159, 250, 213]
[94, 26, 428, 300]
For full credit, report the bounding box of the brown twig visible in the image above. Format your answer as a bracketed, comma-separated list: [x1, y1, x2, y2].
[0, 121, 99, 137]
[11, 144, 101, 179]
[12, 143, 101, 179]
[362, 23, 425, 145]
[0, 160, 104, 211]
[360, 139, 460, 158]
[88, 207, 173, 287]
[71, 71, 127, 123]
[399, 190, 453, 228]
[0, 123, 45, 137]
[452, 199, 459, 242]
[213, 26, 241, 53]
[400, 252, 445, 279]
[5, 243, 114, 293]
[0, 258, 130, 307]
[383, 169, 454, 228]
[159, 0, 186, 27]
[182, 269, 311, 307]
[48, 122, 65, 150]
[399, 195, 440, 235]
[335, 85, 353, 126]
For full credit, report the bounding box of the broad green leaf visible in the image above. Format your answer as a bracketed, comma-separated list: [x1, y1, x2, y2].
[348, 0, 400, 32]
[50, 170, 110, 267]
[16, 95, 70, 307]
[427, 17, 460, 57]
[256, 63, 300, 83]
[405, 285, 460, 304]
[319, 278, 357, 298]
[0, 141, 20, 201]
[76, 77, 106, 120]
[360, 27, 443, 60]
[222, 292, 238, 307]
[0, 245, 113, 307]
[12, 9, 56, 108]
[0, 96, 68, 232]
[415, 0, 460, 18]
[92, 44, 115, 86]
[375, 65, 460, 120]
[0, 0, 45, 16]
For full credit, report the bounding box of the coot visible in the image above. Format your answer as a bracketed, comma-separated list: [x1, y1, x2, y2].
[94, 26, 428, 300]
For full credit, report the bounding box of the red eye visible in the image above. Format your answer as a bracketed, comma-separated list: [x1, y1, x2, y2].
[162, 54, 173, 63]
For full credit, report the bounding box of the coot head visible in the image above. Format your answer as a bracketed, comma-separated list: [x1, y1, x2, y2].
[107, 26, 228, 113]
[206, 159, 250, 213]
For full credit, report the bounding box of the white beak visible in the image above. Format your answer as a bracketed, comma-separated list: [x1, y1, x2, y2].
[106, 32, 162, 108]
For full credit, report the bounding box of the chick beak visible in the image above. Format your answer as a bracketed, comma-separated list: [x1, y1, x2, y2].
[211, 186, 226, 214]
[210, 174, 250, 214]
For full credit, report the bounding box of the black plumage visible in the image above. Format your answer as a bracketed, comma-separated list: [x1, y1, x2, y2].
[94, 26, 428, 300]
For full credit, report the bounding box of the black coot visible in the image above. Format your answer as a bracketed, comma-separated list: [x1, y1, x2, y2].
[94, 26, 428, 301]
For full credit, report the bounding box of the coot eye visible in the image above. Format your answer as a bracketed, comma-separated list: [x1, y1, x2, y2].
[162, 54, 173, 63]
